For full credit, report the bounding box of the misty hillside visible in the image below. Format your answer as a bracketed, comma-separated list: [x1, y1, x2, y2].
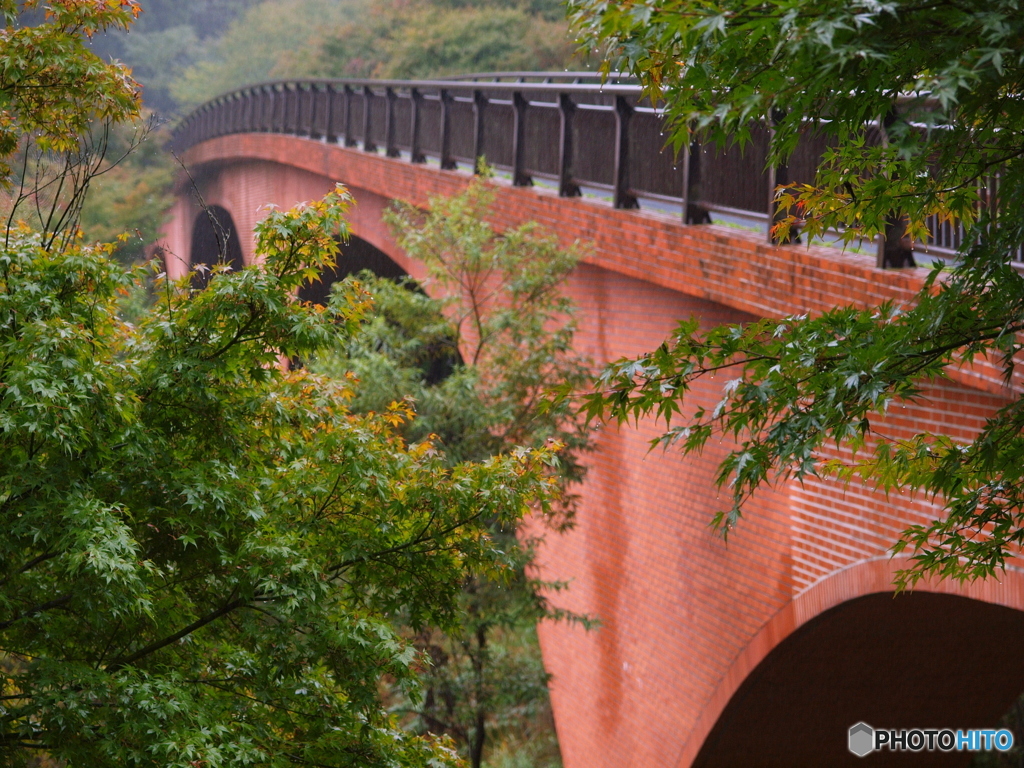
[94, 0, 579, 117]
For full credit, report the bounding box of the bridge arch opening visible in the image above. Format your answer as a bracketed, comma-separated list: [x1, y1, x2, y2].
[298, 234, 460, 383]
[692, 591, 1024, 768]
[298, 233, 410, 305]
[190, 205, 244, 288]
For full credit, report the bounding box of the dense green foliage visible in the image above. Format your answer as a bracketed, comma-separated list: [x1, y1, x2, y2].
[168, 0, 361, 110]
[169, 0, 579, 110]
[284, 0, 576, 83]
[0, 1, 141, 178]
[3, 3, 173, 266]
[569, 0, 1024, 584]
[315, 179, 591, 768]
[2, 0, 144, 259]
[2, 7, 567, 766]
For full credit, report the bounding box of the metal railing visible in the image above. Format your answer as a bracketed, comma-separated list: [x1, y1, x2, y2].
[438, 71, 638, 84]
[170, 76, 966, 265]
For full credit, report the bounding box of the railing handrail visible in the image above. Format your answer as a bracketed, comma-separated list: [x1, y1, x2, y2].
[176, 76, 647, 119]
[436, 71, 637, 83]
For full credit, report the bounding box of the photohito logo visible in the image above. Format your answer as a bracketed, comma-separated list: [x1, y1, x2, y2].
[848, 723, 1014, 757]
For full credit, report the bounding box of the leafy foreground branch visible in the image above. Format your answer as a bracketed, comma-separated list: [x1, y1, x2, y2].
[0, 188, 565, 768]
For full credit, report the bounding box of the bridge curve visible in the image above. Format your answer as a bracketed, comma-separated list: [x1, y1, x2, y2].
[165, 80, 1024, 768]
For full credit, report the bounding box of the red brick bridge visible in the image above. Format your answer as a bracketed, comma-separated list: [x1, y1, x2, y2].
[164, 77, 1024, 768]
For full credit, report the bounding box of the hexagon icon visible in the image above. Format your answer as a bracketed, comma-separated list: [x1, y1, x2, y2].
[849, 722, 874, 757]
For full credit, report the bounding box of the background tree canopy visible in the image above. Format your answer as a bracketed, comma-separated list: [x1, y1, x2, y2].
[568, 0, 1024, 585]
[86, 0, 258, 114]
[90, 0, 581, 116]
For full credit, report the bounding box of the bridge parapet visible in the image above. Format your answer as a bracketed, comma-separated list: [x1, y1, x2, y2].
[172, 75, 965, 265]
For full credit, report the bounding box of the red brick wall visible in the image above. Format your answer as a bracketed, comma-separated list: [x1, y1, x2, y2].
[169, 135, 1024, 768]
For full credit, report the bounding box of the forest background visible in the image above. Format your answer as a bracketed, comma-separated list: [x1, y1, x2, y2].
[90, 0, 578, 117]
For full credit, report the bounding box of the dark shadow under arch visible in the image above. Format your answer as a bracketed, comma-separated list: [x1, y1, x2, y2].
[297, 234, 459, 383]
[298, 234, 409, 306]
[190, 205, 244, 289]
[692, 591, 1024, 768]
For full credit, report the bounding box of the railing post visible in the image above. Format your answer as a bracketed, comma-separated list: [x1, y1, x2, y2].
[439, 89, 456, 170]
[876, 215, 916, 268]
[260, 86, 271, 132]
[293, 85, 304, 135]
[226, 96, 236, 135]
[362, 86, 376, 152]
[512, 92, 532, 186]
[324, 85, 336, 143]
[274, 85, 286, 133]
[614, 96, 638, 209]
[473, 90, 487, 173]
[241, 90, 253, 133]
[215, 98, 225, 137]
[343, 85, 356, 147]
[558, 93, 580, 197]
[873, 109, 917, 267]
[268, 85, 278, 132]
[410, 88, 425, 163]
[682, 139, 710, 224]
[384, 87, 400, 157]
[307, 84, 319, 138]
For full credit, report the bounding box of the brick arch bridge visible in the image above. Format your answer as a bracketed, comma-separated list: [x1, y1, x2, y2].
[163, 77, 1024, 768]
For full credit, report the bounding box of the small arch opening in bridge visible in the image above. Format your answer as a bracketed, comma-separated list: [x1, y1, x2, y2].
[692, 592, 1024, 768]
[297, 234, 410, 306]
[190, 205, 244, 289]
[299, 234, 458, 384]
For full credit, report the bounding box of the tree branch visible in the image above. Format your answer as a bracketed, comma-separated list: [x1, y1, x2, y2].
[105, 594, 244, 673]
[0, 594, 73, 630]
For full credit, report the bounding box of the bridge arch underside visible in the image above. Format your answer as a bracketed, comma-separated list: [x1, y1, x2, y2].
[189, 205, 244, 287]
[165, 159, 421, 284]
[298, 234, 410, 305]
[694, 590, 1024, 768]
